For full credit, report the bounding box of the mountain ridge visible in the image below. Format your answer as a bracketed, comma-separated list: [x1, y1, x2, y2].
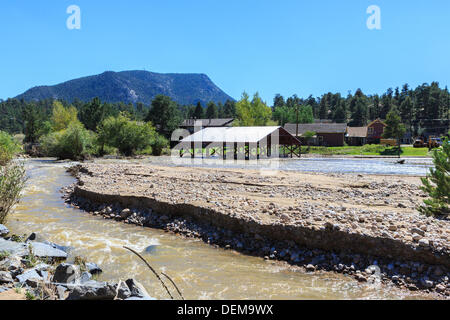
[15, 70, 234, 106]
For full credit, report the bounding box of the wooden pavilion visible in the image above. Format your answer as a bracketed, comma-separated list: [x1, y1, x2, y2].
[176, 126, 301, 159]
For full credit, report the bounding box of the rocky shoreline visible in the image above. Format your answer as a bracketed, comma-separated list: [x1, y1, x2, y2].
[63, 163, 449, 298]
[0, 225, 155, 300]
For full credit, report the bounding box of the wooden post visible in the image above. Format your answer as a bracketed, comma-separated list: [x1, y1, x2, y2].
[245, 142, 249, 160]
[234, 142, 238, 160]
[191, 141, 194, 158]
[257, 142, 260, 160]
[223, 142, 226, 160]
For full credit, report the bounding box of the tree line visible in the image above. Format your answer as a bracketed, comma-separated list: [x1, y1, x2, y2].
[1, 82, 449, 141]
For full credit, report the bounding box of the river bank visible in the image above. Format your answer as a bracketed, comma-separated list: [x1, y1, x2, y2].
[65, 162, 449, 298]
[0, 226, 156, 300]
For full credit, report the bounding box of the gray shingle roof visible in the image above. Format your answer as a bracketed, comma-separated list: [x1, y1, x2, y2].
[180, 118, 234, 127]
[284, 123, 347, 135]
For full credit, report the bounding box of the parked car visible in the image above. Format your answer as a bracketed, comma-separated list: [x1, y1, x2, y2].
[413, 139, 426, 148]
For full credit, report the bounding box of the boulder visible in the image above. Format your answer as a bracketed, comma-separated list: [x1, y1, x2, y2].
[0, 225, 9, 238]
[79, 272, 92, 283]
[85, 262, 102, 275]
[53, 264, 80, 284]
[0, 271, 13, 284]
[125, 278, 151, 298]
[0, 238, 28, 257]
[16, 269, 43, 283]
[66, 281, 117, 300]
[120, 209, 132, 219]
[26, 233, 72, 253]
[29, 242, 68, 260]
[115, 281, 131, 300]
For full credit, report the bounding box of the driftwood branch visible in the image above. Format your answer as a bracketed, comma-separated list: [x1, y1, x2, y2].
[123, 246, 174, 300]
[161, 272, 184, 300]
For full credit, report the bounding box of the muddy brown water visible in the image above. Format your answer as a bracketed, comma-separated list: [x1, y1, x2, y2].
[5, 159, 433, 300]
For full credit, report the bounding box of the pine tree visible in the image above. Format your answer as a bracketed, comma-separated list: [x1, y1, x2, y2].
[383, 106, 406, 158]
[193, 102, 204, 119]
[205, 102, 218, 119]
[419, 137, 450, 217]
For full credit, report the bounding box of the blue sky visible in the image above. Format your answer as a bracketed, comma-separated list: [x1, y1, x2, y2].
[0, 0, 449, 104]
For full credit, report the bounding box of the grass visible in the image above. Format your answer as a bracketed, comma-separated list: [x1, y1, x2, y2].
[305, 145, 432, 157]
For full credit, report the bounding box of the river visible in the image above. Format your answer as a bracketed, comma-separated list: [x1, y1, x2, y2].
[5, 159, 432, 299]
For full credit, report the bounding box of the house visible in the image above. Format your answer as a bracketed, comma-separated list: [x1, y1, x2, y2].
[346, 119, 387, 146]
[346, 127, 368, 146]
[177, 126, 302, 159]
[180, 118, 235, 134]
[284, 123, 348, 147]
[366, 119, 387, 144]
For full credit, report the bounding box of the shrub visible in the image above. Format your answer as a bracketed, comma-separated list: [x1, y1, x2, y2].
[419, 137, 449, 217]
[0, 131, 21, 166]
[0, 161, 27, 224]
[98, 114, 156, 156]
[151, 134, 169, 156]
[40, 122, 96, 160]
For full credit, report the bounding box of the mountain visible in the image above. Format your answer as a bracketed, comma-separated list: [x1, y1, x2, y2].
[15, 70, 234, 106]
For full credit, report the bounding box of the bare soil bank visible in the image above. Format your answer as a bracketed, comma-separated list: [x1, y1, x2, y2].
[65, 163, 449, 297]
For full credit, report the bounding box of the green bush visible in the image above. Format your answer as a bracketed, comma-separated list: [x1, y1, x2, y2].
[0, 131, 22, 166]
[151, 135, 169, 156]
[97, 114, 156, 156]
[0, 161, 27, 224]
[39, 121, 96, 160]
[419, 137, 449, 217]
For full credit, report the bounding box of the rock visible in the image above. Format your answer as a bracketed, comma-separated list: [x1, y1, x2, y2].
[56, 285, 68, 300]
[115, 281, 131, 300]
[29, 242, 68, 260]
[412, 233, 422, 242]
[125, 278, 151, 298]
[418, 239, 429, 248]
[0, 271, 13, 284]
[16, 269, 43, 283]
[305, 264, 315, 272]
[0, 256, 21, 272]
[436, 284, 446, 293]
[66, 281, 117, 300]
[80, 272, 92, 283]
[355, 273, 367, 282]
[120, 209, 132, 219]
[411, 227, 425, 236]
[0, 238, 28, 257]
[53, 264, 80, 284]
[85, 262, 102, 275]
[0, 225, 9, 238]
[388, 225, 397, 231]
[421, 279, 434, 289]
[125, 296, 156, 300]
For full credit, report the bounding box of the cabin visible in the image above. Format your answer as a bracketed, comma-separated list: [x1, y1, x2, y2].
[284, 123, 347, 147]
[346, 127, 368, 146]
[180, 118, 235, 134]
[366, 119, 387, 144]
[346, 119, 387, 146]
[176, 126, 302, 159]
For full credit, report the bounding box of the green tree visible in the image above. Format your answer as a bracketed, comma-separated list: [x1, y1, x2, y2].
[419, 137, 449, 217]
[51, 101, 79, 131]
[39, 121, 96, 160]
[223, 100, 236, 118]
[235, 92, 272, 126]
[98, 113, 157, 156]
[193, 102, 204, 119]
[383, 106, 406, 158]
[146, 95, 182, 137]
[205, 102, 219, 119]
[78, 97, 115, 132]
